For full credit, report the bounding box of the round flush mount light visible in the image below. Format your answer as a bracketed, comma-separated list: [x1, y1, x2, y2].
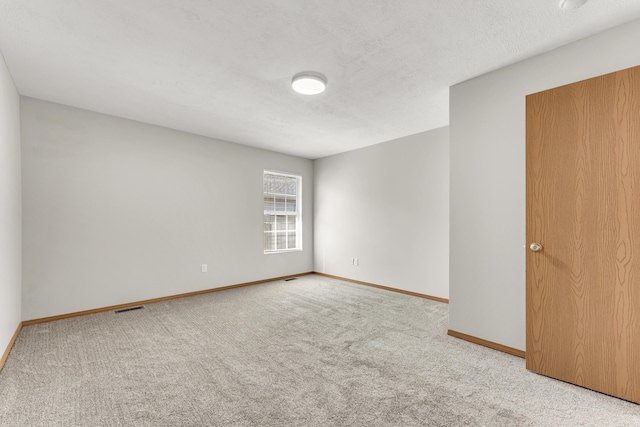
[291, 72, 327, 95]
[559, 0, 588, 10]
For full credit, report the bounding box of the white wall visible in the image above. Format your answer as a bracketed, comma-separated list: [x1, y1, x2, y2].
[0, 52, 21, 355]
[21, 98, 313, 321]
[314, 127, 449, 299]
[449, 18, 640, 351]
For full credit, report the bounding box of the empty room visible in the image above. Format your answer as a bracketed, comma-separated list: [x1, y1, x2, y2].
[2, 1, 640, 425]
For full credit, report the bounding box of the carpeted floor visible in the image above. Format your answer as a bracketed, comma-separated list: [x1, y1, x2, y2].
[0, 274, 639, 426]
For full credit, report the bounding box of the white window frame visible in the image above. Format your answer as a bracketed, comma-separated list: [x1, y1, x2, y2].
[263, 170, 302, 254]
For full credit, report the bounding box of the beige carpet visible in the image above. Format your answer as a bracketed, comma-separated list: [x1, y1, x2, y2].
[0, 274, 639, 426]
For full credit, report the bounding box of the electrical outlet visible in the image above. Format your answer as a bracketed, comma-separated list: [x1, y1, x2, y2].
[350, 258, 355, 265]
[201, 264, 208, 273]
[354, 258, 359, 266]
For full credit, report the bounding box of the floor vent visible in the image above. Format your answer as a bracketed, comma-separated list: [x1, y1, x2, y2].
[114, 306, 144, 314]
[284, 277, 298, 282]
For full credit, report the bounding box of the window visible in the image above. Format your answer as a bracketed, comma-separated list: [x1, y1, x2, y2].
[263, 170, 302, 253]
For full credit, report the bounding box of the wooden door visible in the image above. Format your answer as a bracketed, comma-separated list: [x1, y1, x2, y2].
[526, 66, 640, 404]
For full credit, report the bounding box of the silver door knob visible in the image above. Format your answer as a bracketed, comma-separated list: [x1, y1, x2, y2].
[529, 243, 543, 252]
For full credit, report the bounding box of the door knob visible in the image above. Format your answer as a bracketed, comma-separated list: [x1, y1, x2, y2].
[529, 242, 543, 252]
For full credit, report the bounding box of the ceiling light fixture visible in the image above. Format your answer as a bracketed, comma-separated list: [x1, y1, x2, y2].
[291, 72, 327, 95]
[559, 0, 588, 10]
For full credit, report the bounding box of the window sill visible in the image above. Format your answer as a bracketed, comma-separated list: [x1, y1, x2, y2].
[264, 248, 303, 255]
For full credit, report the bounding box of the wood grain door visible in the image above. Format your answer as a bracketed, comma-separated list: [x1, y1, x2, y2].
[526, 66, 640, 404]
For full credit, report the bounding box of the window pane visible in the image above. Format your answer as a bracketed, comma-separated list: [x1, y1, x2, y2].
[264, 215, 275, 232]
[274, 176, 287, 194]
[276, 232, 287, 250]
[284, 176, 297, 195]
[274, 196, 286, 211]
[287, 232, 297, 249]
[288, 215, 296, 230]
[264, 232, 275, 251]
[263, 196, 275, 211]
[276, 215, 287, 230]
[285, 196, 297, 212]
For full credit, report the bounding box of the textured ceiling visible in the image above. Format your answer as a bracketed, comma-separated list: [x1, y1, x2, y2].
[1, 1, 640, 159]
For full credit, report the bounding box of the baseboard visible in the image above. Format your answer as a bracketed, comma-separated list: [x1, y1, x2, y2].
[447, 329, 525, 358]
[0, 322, 23, 373]
[314, 272, 449, 304]
[22, 272, 314, 326]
